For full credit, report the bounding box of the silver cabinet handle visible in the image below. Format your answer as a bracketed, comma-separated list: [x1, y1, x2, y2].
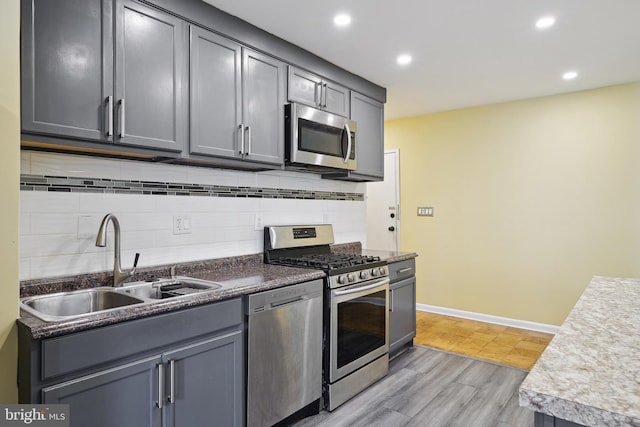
[106, 96, 113, 137]
[168, 359, 175, 404]
[315, 82, 321, 107]
[238, 124, 244, 155]
[245, 125, 251, 155]
[323, 83, 328, 107]
[398, 267, 413, 274]
[343, 122, 352, 164]
[156, 363, 164, 409]
[389, 288, 394, 312]
[119, 99, 125, 137]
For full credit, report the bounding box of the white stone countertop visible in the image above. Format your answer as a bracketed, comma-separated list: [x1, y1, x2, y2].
[519, 276, 640, 427]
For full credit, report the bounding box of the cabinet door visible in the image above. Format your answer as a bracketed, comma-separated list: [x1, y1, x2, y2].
[323, 82, 350, 117]
[42, 356, 162, 427]
[21, 0, 113, 141]
[115, 0, 187, 152]
[162, 330, 244, 427]
[389, 277, 416, 354]
[288, 66, 321, 108]
[242, 49, 285, 165]
[189, 26, 242, 159]
[350, 91, 385, 180]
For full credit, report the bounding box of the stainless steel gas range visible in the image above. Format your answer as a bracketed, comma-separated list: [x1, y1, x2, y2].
[264, 224, 390, 411]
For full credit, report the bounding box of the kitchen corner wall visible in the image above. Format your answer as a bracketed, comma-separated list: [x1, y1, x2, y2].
[20, 152, 367, 281]
[386, 82, 640, 326]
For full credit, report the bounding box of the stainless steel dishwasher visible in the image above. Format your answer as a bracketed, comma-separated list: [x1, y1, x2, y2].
[246, 279, 323, 427]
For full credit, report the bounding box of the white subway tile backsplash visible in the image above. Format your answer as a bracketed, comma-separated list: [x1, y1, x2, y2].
[20, 151, 31, 174]
[19, 152, 367, 280]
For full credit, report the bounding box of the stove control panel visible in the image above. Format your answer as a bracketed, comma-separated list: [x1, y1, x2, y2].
[331, 265, 389, 288]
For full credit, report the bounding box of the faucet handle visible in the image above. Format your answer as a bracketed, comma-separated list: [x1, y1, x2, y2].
[170, 265, 176, 278]
[129, 252, 140, 277]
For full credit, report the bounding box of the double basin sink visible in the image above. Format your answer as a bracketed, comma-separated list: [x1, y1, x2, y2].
[20, 277, 225, 322]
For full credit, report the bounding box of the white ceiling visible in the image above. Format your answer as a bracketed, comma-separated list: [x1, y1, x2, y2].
[202, 0, 640, 120]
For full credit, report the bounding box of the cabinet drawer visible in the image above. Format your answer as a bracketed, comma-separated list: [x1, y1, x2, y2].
[41, 298, 242, 380]
[389, 258, 416, 282]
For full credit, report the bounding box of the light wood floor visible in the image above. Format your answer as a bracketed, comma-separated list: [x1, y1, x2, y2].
[294, 346, 533, 427]
[414, 311, 554, 370]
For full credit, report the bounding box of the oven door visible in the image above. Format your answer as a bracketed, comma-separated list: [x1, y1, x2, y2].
[329, 278, 389, 383]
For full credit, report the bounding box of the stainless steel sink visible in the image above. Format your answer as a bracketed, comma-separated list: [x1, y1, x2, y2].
[20, 288, 145, 321]
[119, 277, 223, 300]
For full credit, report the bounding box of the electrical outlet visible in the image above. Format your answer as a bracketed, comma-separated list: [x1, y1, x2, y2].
[173, 215, 192, 234]
[323, 213, 329, 223]
[254, 214, 263, 231]
[417, 207, 434, 217]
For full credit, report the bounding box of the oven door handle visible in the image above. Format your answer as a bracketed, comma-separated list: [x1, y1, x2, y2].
[333, 278, 389, 296]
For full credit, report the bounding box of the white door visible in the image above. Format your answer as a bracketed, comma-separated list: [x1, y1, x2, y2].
[366, 150, 399, 251]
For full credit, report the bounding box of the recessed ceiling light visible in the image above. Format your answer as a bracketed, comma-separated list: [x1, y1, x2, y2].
[563, 71, 578, 80]
[397, 54, 412, 65]
[333, 13, 351, 27]
[535, 16, 556, 29]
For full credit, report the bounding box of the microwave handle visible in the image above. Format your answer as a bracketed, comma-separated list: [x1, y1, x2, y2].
[343, 122, 352, 164]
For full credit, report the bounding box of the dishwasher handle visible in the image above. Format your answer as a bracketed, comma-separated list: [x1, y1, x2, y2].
[247, 280, 324, 314]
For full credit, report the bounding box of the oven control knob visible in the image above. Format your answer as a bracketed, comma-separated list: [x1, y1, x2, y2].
[371, 268, 380, 277]
[379, 267, 386, 275]
[347, 273, 356, 282]
[338, 275, 347, 285]
[359, 271, 369, 280]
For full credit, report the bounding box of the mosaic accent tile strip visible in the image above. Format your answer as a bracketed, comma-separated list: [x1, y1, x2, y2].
[20, 174, 364, 201]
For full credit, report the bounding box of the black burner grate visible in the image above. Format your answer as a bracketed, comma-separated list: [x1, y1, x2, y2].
[272, 254, 381, 271]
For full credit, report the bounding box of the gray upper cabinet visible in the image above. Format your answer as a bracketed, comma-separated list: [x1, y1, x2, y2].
[21, 0, 114, 142]
[21, 0, 186, 153]
[348, 91, 385, 180]
[115, 0, 187, 152]
[189, 25, 284, 166]
[189, 27, 241, 159]
[241, 49, 285, 165]
[288, 66, 350, 117]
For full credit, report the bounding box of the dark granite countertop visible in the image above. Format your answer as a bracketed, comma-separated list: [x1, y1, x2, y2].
[18, 258, 324, 340]
[18, 243, 417, 340]
[361, 249, 417, 264]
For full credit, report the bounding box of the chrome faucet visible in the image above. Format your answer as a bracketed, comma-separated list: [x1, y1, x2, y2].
[95, 213, 140, 287]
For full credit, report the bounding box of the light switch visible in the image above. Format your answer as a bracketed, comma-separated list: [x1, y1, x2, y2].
[417, 207, 434, 217]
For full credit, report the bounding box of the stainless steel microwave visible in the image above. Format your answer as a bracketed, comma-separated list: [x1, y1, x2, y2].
[285, 103, 357, 171]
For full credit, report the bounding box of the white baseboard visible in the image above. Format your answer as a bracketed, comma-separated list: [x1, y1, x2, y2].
[416, 303, 559, 335]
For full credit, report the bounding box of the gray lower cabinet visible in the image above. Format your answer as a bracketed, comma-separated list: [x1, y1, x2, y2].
[21, 0, 187, 153]
[288, 66, 350, 117]
[18, 299, 244, 427]
[189, 25, 284, 166]
[534, 412, 586, 427]
[388, 258, 417, 357]
[42, 355, 162, 427]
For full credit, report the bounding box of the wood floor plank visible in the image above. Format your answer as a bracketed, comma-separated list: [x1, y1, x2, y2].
[292, 346, 536, 427]
[406, 382, 478, 427]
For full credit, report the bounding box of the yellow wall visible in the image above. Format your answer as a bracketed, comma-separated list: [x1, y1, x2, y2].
[386, 83, 640, 325]
[0, 0, 20, 403]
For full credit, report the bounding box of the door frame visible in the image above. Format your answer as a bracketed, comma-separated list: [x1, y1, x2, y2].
[387, 149, 401, 251]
